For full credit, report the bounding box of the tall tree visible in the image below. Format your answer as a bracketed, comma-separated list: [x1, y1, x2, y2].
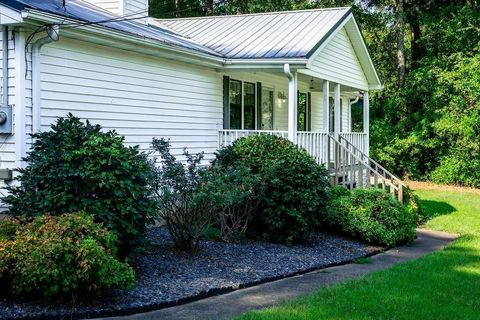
[395, 0, 405, 88]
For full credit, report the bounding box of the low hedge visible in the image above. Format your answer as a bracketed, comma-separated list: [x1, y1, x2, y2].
[325, 187, 417, 247]
[0, 212, 135, 300]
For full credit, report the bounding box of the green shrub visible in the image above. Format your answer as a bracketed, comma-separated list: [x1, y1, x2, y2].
[0, 213, 135, 300]
[151, 138, 218, 251]
[3, 114, 156, 252]
[199, 164, 260, 243]
[214, 134, 329, 244]
[325, 188, 416, 247]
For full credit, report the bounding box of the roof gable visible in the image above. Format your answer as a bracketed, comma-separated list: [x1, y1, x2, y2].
[154, 7, 351, 59]
[306, 14, 381, 89]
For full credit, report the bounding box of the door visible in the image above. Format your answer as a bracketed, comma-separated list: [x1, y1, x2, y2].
[261, 88, 274, 130]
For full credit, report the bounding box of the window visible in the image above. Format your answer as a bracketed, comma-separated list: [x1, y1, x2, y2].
[329, 97, 343, 132]
[298, 92, 308, 131]
[227, 79, 258, 130]
[261, 88, 274, 130]
[243, 82, 256, 130]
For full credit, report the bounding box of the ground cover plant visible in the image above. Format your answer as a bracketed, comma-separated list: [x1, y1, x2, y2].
[0, 213, 135, 300]
[214, 134, 330, 244]
[2, 115, 156, 252]
[237, 183, 480, 320]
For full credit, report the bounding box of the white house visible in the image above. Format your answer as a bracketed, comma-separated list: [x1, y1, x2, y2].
[0, 0, 404, 201]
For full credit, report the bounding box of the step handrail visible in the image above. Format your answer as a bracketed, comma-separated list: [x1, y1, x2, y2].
[328, 135, 397, 191]
[335, 134, 406, 203]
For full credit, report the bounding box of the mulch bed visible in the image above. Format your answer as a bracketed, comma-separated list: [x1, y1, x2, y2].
[0, 227, 381, 320]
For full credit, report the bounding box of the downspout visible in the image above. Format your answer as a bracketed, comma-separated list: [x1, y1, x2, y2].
[283, 63, 297, 143]
[32, 25, 59, 133]
[2, 26, 8, 107]
[349, 96, 360, 132]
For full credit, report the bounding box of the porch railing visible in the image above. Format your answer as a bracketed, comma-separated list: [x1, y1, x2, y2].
[339, 133, 368, 155]
[296, 132, 329, 165]
[218, 129, 288, 148]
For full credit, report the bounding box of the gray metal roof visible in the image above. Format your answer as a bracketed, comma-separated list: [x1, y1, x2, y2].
[0, 0, 220, 56]
[155, 8, 351, 59]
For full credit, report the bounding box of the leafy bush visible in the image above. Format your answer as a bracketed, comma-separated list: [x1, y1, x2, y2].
[325, 187, 416, 247]
[151, 138, 217, 251]
[214, 134, 330, 244]
[199, 165, 260, 242]
[2, 114, 156, 252]
[0, 213, 135, 300]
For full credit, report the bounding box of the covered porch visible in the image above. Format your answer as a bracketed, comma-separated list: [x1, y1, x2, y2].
[218, 67, 371, 166]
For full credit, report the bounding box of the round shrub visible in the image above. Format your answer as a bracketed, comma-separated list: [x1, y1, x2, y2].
[214, 134, 329, 243]
[325, 187, 416, 247]
[0, 213, 135, 300]
[3, 114, 156, 252]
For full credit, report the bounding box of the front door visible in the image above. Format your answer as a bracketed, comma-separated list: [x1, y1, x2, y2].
[261, 88, 274, 130]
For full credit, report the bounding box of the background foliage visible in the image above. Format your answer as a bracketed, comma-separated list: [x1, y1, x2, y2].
[150, 0, 480, 187]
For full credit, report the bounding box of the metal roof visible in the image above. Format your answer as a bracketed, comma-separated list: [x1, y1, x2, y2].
[0, 0, 220, 56]
[154, 8, 352, 59]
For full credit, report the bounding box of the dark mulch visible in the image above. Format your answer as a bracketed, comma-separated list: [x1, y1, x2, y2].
[0, 227, 381, 320]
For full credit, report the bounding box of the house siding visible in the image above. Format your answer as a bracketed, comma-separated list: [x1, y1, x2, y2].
[39, 37, 223, 162]
[308, 27, 368, 91]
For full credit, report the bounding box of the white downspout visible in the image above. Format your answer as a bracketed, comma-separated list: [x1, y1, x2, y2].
[349, 96, 360, 132]
[2, 26, 8, 107]
[283, 63, 297, 143]
[32, 25, 59, 134]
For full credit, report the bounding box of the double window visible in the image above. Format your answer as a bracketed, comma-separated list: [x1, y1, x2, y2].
[224, 76, 310, 131]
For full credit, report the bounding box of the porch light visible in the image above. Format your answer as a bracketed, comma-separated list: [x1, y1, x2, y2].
[309, 78, 315, 90]
[277, 91, 287, 103]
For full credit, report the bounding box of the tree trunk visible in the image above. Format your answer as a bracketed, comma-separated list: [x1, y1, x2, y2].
[206, 0, 214, 15]
[395, 0, 406, 88]
[175, 0, 181, 17]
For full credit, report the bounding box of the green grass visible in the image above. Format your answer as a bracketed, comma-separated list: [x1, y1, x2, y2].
[237, 187, 480, 320]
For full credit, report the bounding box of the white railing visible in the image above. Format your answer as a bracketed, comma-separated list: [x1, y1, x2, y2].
[218, 129, 288, 148]
[296, 132, 329, 165]
[339, 133, 368, 155]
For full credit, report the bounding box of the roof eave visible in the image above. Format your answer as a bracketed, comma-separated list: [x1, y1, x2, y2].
[22, 10, 226, 68]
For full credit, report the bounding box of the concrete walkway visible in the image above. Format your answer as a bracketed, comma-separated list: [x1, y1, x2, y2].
[100, 229, 457, 320]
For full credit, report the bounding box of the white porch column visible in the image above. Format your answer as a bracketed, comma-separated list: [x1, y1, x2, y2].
[322, 80, 329, 133]
[334, 83, 341, 138]
[284, 64, 298, 143]
[363, 91, 370, 155]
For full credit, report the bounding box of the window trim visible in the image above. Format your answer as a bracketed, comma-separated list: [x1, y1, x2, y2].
[226, 77, 259, 130]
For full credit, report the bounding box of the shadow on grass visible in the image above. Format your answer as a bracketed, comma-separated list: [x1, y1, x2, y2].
[420, 199, 457, 221]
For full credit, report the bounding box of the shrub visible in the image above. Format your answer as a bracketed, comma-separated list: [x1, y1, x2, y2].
[151, 138, 217, 251]
[325, 187, 416, 247]
[0, 213, 135, 300]
[214, 134, 330, 244]
[199, 165, 260, 242]
[2, 114, 156, 252]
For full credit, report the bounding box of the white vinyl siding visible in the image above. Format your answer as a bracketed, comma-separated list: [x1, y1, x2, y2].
[124, 0, 148, 15]
[308, 27, 368, 91]
[39, 37, 223, 162]
[83, 0, 122, 15]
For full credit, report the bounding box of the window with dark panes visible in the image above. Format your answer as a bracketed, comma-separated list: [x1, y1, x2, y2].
[298, 92, 308, 131]
[244, 82, 256, 130]
[229, 79, 242, 129]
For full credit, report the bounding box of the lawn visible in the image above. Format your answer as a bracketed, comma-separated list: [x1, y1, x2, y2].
[237, 183, 480, 320]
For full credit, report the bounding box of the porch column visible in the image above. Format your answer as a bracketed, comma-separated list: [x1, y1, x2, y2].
[363, 91, 370, 155]
[284, 64, 298, 143]
[322, 80, 329, 133]
[334, 83, 341, 139]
